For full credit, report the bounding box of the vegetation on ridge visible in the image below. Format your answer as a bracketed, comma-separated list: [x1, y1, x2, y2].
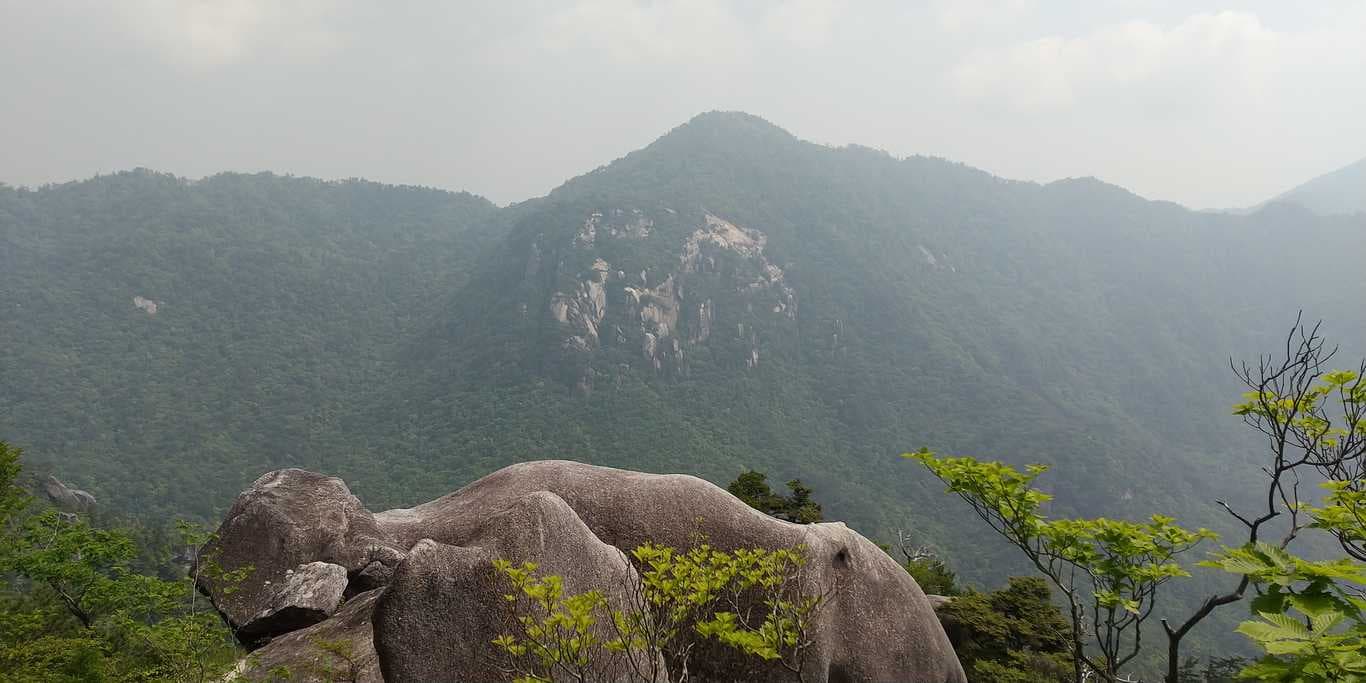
[3, 115, 1366, 675]
[493, 544, 821, 682]
[0, 442, 241, 681]
[3, 119, 1363, 591]
[912, 318, 1366, 682]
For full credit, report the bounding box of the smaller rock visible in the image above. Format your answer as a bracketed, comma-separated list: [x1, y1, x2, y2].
[238, 562, 348, 649]
[132, 295, 159, 315]
[345, 560, 394, 597]
[926, 594, 954, 611]
[230, 588, 383, 682]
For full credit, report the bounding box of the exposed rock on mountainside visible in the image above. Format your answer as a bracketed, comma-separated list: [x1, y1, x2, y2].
[527, 208, 796, 390]
[41, 475, 97, 512]
[203, 460, 966, 682]
[132, 295, 159, 315]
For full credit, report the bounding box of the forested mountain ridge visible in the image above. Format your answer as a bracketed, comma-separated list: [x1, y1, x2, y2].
[2, 113, 1364, 592]
[0, 171, 504, 518]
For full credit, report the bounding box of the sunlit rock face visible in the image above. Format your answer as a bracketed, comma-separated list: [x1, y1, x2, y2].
[523, 209, 796, 392]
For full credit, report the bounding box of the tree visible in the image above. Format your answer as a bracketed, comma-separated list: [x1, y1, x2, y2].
[910, 316, 1366, 683]
[0, 441, 26, 534]
[5, 509, 139, 629]
[1196, 319, 1366, 681]
[728, 470, 780, 513]
[0, 441, 242, 681]
[885, 529, 961, 596]
[1205, 542, 1366, 681]
[905, 557, 960, 597]
[1149, 317, 1359, 683]
[781, 480, 823, 525]
[1174, 655, 1246, 683]
[726, 471, 823, 524]
[1201, 656, 1248, 682]
[908, 450, 1212, 682]
[936, 576, 1072, 683]
[492, 543, 824, 682]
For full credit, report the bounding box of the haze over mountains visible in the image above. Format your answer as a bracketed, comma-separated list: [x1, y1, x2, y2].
[2, 112, 1364, 588]
[1256, 156, 1366, 216]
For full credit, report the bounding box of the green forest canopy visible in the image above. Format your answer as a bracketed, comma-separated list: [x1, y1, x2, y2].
[1, 113, 1363, 602]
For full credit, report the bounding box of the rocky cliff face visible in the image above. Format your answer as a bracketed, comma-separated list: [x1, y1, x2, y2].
[201, 461, 966, 682]
[521, 208, 798, 392]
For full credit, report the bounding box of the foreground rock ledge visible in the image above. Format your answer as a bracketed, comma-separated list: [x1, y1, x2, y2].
[202, 460, 967, 683]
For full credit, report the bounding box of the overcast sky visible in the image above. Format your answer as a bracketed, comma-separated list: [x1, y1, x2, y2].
[2, 1, 1363, 209]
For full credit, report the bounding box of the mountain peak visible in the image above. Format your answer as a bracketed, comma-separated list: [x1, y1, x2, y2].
[679, 110, 792, 133]
[545, 111, 806, 199]
[656, 111, 799, 148]
[1262, 156, 1366, 216]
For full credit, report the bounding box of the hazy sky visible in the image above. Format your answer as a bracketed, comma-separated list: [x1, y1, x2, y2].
[2, 1, 1363, 209]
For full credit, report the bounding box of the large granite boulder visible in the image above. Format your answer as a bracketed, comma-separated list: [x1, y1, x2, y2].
[376, 461, 966, 683]
[373, 491, 657, 682]
[200, 461, 967, 682]
[198, 468, 403, 647]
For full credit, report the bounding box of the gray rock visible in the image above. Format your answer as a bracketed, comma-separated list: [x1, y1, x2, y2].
[927, 594, 955, 611]
[346, 560, 393, 597]
[197, 468, 403, 648]
[204, 461, 966, 681]
[71, 489, 97, 509]
[41, 475, 96, 512]
[377, 461, 966, 683]
[238, 561, 348, 649]
[373, 491, 655, 683]
[230, 588, 383, 682]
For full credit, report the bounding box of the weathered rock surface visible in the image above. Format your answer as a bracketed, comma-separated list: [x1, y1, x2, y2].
[197, 468, 403, 648]
[229, 588, 383, 682]
[237, 561, 349, 649]
[373, 491, 655, 682]
[202, 461, 967, 682]
[378, 461, 965, 682]
[524, 210, 797, 389]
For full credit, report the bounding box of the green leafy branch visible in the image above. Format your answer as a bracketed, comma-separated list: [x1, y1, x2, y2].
[492, 543, 823, 683]
[1205, 541, 1366, 682]
[907, 448, 1213, 682]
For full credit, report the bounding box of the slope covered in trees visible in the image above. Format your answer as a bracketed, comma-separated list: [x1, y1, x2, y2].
[0, 171, 503, 520]
[2, 113, 1364, 595]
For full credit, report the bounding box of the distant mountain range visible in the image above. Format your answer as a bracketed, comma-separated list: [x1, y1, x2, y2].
[2, 113, 1364, 597]
[1246, 156, 1366, 216]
